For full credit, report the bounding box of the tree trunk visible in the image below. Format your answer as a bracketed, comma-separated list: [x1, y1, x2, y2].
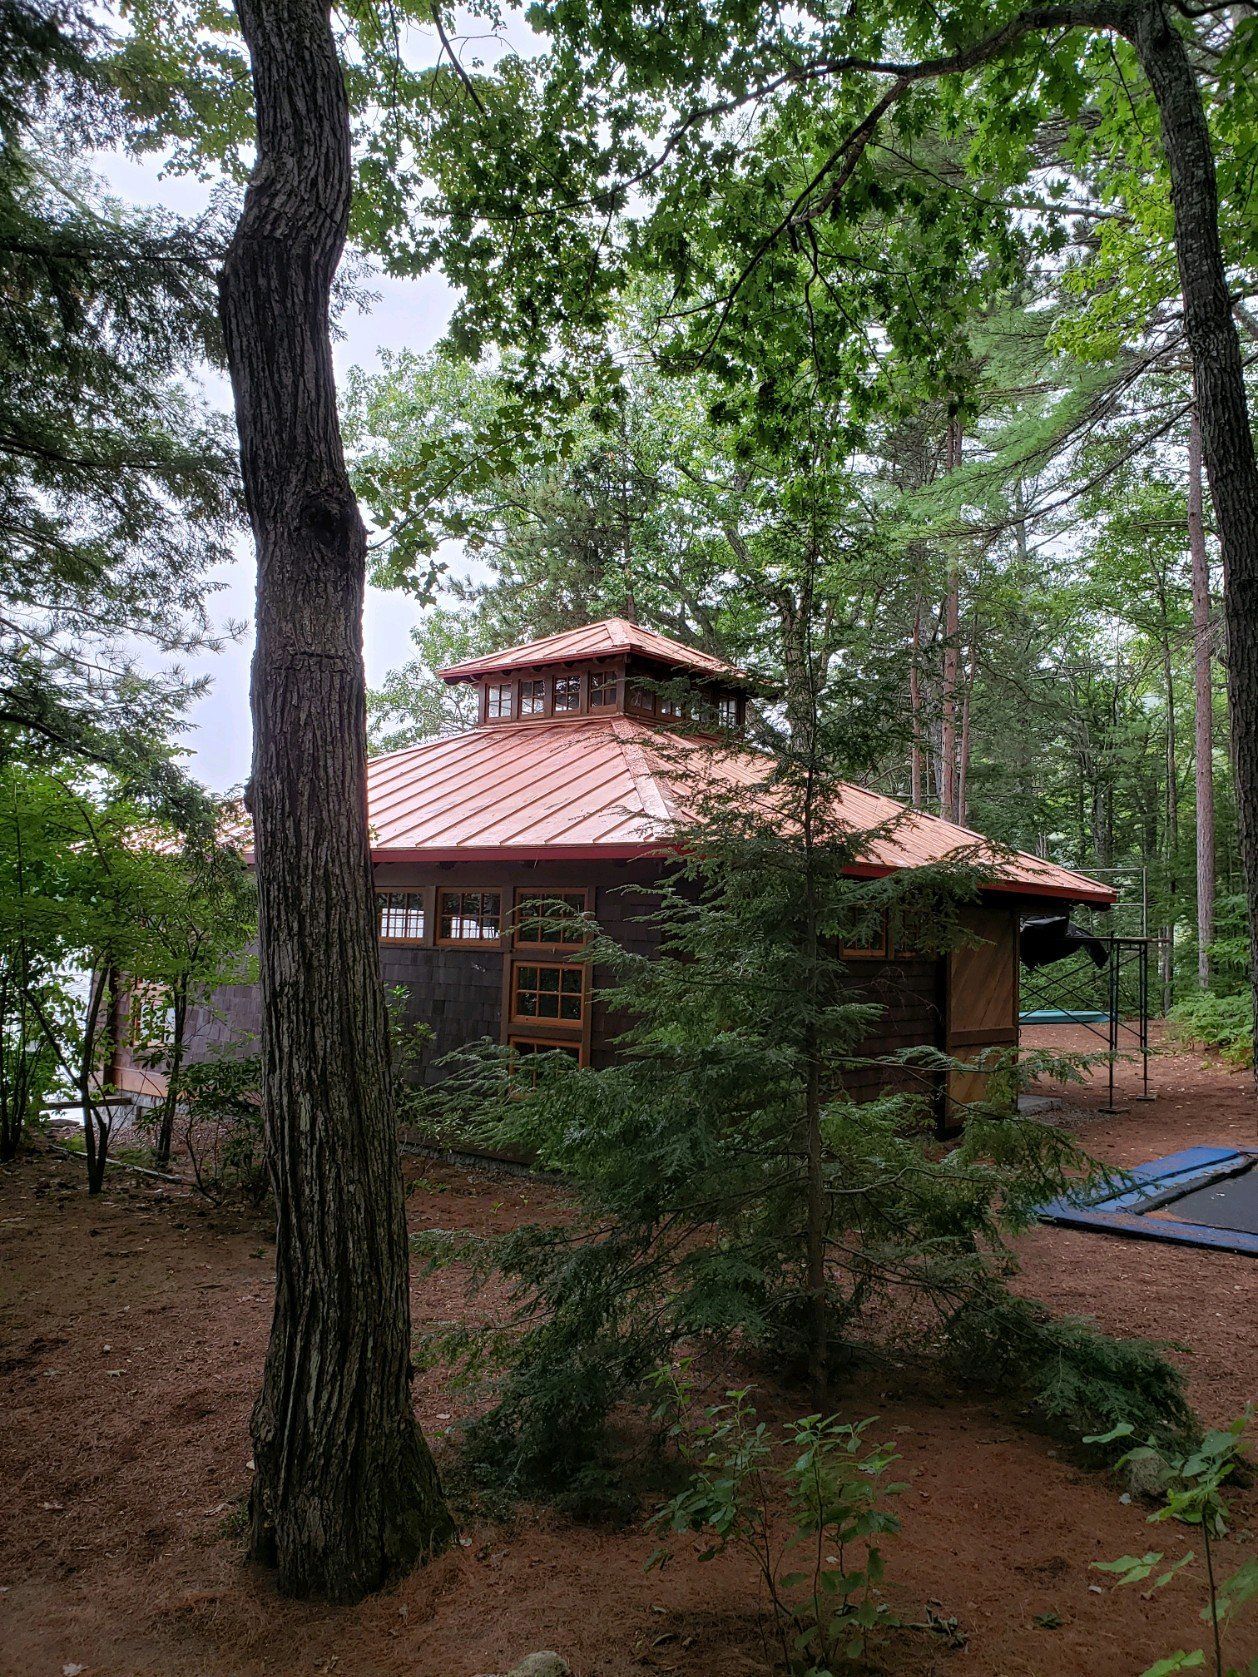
[939, 420, 962, 824]
[1161, 622, 1177, 1013]
[909, 578, 924, 806]
[219, 0, 452, 1600]
[154, 984, 187, 1168]
[79, 965, 110, 1195]
[957, 621, 977, 829]
[1188, 403, 1216, 988]
[799, 743, 827, 1403]
[1128, 2, 1258, 1075]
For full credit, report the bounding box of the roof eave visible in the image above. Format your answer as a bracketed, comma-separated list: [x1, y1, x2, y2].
[364, 844, 1116, 901]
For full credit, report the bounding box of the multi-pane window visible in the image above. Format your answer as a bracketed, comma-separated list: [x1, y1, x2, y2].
[519, 678, 546, 716]
[438, 889, 502, 943]
[486, 682, 513, 720]
[658, 692, 685, 718]
[508, 1036, 583, 1083]
[376, 888, 426, 943]
[589, 672, 618, 709]
[129, 983, 175, 1049]
[552, 675, 581, 713]
[627, 681, 656, 714]
[514, 890, 587, 947]
[841, 910, 888, 960]
[888, 908, 923, 959]
[717, 693, 740, 730]
[511, 962, 584, 1023]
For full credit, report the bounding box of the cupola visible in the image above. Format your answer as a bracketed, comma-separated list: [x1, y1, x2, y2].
[437, 617, 751, 735]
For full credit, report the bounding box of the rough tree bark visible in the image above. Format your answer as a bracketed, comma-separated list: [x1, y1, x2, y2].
[219, 0, 453, 1599]
[1188, 403, 1216, 987]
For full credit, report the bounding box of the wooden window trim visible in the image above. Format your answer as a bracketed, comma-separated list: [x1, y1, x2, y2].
[375, 886, 431, 946]
[841, 910, 888, 961]
[129, 982, 175, 1050]
[588, 670, 619, 710]
[512, 886, 591, 950]
[436, 887, 503, 947]
[509, 959, 586, 1028]
[508, 1032, 586, 1061]
[484, 681, 514, 723]
[626, 679, 657, 716]
[551, 673, 582, 715]
[517, 677, 549, 719]
[506, 1034, 586, 1089]
[717, 692, 741, 731]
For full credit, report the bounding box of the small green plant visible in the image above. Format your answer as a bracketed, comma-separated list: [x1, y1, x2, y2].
[1089, 1413, 1256, 1677]
[647, 1373, 906, 1673]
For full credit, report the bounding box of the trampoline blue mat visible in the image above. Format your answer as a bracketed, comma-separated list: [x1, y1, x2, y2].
[1019, 1008, 1112, 1025]
[1038, 1146, 1258, 1256]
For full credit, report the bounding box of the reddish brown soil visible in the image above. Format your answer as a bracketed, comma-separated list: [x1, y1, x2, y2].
[1, 1028, 1255, 1677]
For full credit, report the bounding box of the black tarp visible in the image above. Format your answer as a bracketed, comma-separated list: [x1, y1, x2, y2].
[1019, 914, 1109, 971]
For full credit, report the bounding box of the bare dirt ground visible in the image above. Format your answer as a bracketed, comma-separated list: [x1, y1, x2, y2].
[1, 1026, 1255, 1677]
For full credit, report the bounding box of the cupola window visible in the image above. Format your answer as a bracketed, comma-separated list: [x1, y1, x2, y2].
[553, 675, 581, 712]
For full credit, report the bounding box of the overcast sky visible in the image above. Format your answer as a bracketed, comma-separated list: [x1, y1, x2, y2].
[96, 150, 461, 793]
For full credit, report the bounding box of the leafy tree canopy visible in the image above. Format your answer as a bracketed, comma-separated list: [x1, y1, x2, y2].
[0, 0, 240, 786]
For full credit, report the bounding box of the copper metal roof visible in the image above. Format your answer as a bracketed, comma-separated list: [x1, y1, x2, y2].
[365, 716, 1115, 904]
[436, 617, 746, 682]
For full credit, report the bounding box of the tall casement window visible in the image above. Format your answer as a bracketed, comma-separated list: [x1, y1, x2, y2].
[129, 983, 175, 1049]
[486, 682, 513, 720]
[519, 678, 546, 716]
[376, 888, 427, 944]
[552, 674, 581, 713]
[514, 889, 588, 948]
[841, 910, 888, 960]
[511, 961, 585, 1024]
[438, 889, 502, 944]
[717, 693, 739, 730]
[588, 671, 618, 709]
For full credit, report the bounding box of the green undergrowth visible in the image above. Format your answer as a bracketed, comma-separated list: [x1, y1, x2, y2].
[1169, 990, 1254, 1069]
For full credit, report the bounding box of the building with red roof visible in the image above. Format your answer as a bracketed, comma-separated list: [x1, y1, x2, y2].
[112, 619, 1113, 1121]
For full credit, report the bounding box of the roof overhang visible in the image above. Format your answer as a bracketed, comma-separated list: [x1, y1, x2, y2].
[365, 844, 1116, 904]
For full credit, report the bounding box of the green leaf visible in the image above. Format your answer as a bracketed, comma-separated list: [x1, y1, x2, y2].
[1140, 1653, 1204, 1677]
[1093, 1552, 1163, 1585]
[1148, 1551, 1194, 1593]
[1085, 1422, 1136, 1446]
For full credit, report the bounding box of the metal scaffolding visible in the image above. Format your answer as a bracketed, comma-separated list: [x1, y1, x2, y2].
[1019, 932, 1158, 1113]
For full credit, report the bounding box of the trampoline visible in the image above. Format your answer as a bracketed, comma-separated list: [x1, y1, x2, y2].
[1039, 1146, 1258, 1257]
[1019, 1007, 1110, 1026]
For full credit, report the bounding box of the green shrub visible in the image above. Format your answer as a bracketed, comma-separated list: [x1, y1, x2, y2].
[944, 1289, 1197, 1456]
[1169, 991, 1253, 1069]
[181, 1051, 266, 1203]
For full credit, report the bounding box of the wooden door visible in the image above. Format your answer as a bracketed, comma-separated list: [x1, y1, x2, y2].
[944, 905, 1019, 1125]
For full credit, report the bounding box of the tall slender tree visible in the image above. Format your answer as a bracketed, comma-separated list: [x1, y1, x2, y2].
[1188, 404, 1216, 988]
[218, 0, 451, 1601]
